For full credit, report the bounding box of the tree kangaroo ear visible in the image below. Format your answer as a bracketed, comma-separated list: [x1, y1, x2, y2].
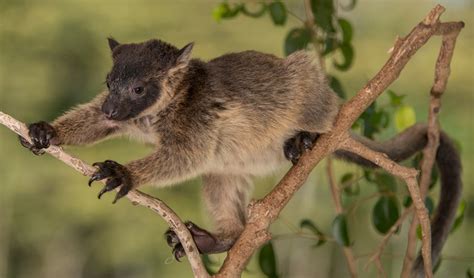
[176, 42, 194, 64]
[107, 37, 120, 51]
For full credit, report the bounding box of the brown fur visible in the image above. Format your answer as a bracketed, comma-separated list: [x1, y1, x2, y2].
[33, 39, 460, 273]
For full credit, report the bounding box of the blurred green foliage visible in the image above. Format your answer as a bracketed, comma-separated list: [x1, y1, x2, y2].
[0, 1, 473, 278]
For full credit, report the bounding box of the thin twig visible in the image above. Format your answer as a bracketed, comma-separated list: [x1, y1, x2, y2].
[0, 111, 209, 278]
[365, 207, 414, 271]
[401, 19, 464, 277]
[327, 158, 358, 277]
[286, 8, 305, 24]
[303, 0, 326, 70]
[340, 137, 433, 278]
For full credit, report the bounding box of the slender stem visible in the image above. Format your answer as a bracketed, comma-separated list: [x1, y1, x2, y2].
[401, 19, 464, 278]
[341, 137, 433, 278]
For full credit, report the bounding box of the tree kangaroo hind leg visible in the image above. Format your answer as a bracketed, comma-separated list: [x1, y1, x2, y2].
[165, 174, 253, 260]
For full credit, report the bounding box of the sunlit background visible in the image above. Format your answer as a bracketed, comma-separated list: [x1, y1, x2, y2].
[0, 1, 473, 277]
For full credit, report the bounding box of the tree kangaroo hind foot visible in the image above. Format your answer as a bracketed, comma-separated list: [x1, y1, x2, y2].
[165, 221, 234, 261]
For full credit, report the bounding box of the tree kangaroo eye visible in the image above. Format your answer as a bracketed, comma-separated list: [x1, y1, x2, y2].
[106, 82, 110, 89]
[133, 86, 144, 94]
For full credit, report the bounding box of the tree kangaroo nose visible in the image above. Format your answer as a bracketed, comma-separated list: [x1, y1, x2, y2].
[102, 101, 119, 119]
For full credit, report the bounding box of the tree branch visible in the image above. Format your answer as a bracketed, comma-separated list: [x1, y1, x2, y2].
[365, 207, 413, 275]
[0, 111, 209, 278]
[339, 137, 433, 277]
[216, 5, 463, 278]
[401, 17, 464, 278]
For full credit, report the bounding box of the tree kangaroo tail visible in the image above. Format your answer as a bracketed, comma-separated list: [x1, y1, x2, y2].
[334, 123, 462, 277]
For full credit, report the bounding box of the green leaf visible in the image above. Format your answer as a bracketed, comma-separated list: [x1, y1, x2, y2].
[268, 1, 286, 25]
[363, 169, 376, 183]
[450, 199, 466, 234]
[340, 173, 354, 184]
[332, 214, 351, 246]
[411, 153, 439, 190]
[328, 75, 346, 99]
[380, 110, 390, 128]
[339, 172, 360, 196]
[258, 242, 278, 277]
[240, 2, 267, 18]
[395, 105, 416, 131]
[425, 196, 435, 216]
[358, 101, 392, 139]
[360, 102, 378, 138]
[322, 37, 339, 56]
[372, 196, 400, 234]
[284, 28, 312, 56]
[212, 3, 229, 22]
[467, 268, 474, 278]
[429, 167, 439, 190]
[374, 172, 397, 193]
[310, 0, 336, 33]
[416, 225, 422, 240]
[403, 196, 412, 208]
[412, 153, 423, 168]
[300, 219, 326, 247]
[433, 258, 442, 274]
[338, 18, 353, 43]
[402, 196, 434, 215]
[387, 89, 405, 107]
[452, 137, 463, 154]
[212, 3, 241, 22]
[333, 43, 354, 71]
[202, 254, 217, 275]
[343, 183, 360, 196]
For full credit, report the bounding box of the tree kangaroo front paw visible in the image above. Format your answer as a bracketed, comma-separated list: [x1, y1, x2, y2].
[165, 221, 224, 261]
[283, 131, 320, 164]
[18, 121, 58, 155]
[88, 160, 133, 204]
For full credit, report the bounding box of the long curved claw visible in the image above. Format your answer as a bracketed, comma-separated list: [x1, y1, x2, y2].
[173, 245, 184, 262]
[89, 164, 114, 186]
[88, 175, 100, 187]
[89, 160, 132, 203]
[112, 184, 131, 204]
[88, 172, 109, 186]
[165, 229, 180, 247]
[19, 136, 45, 156]
[97, 178, 122, 199]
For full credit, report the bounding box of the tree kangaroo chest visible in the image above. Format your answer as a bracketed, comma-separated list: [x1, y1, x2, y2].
[126, 115, 158, 145]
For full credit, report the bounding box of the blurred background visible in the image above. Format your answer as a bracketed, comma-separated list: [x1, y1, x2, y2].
[0, 0, 472, 277]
